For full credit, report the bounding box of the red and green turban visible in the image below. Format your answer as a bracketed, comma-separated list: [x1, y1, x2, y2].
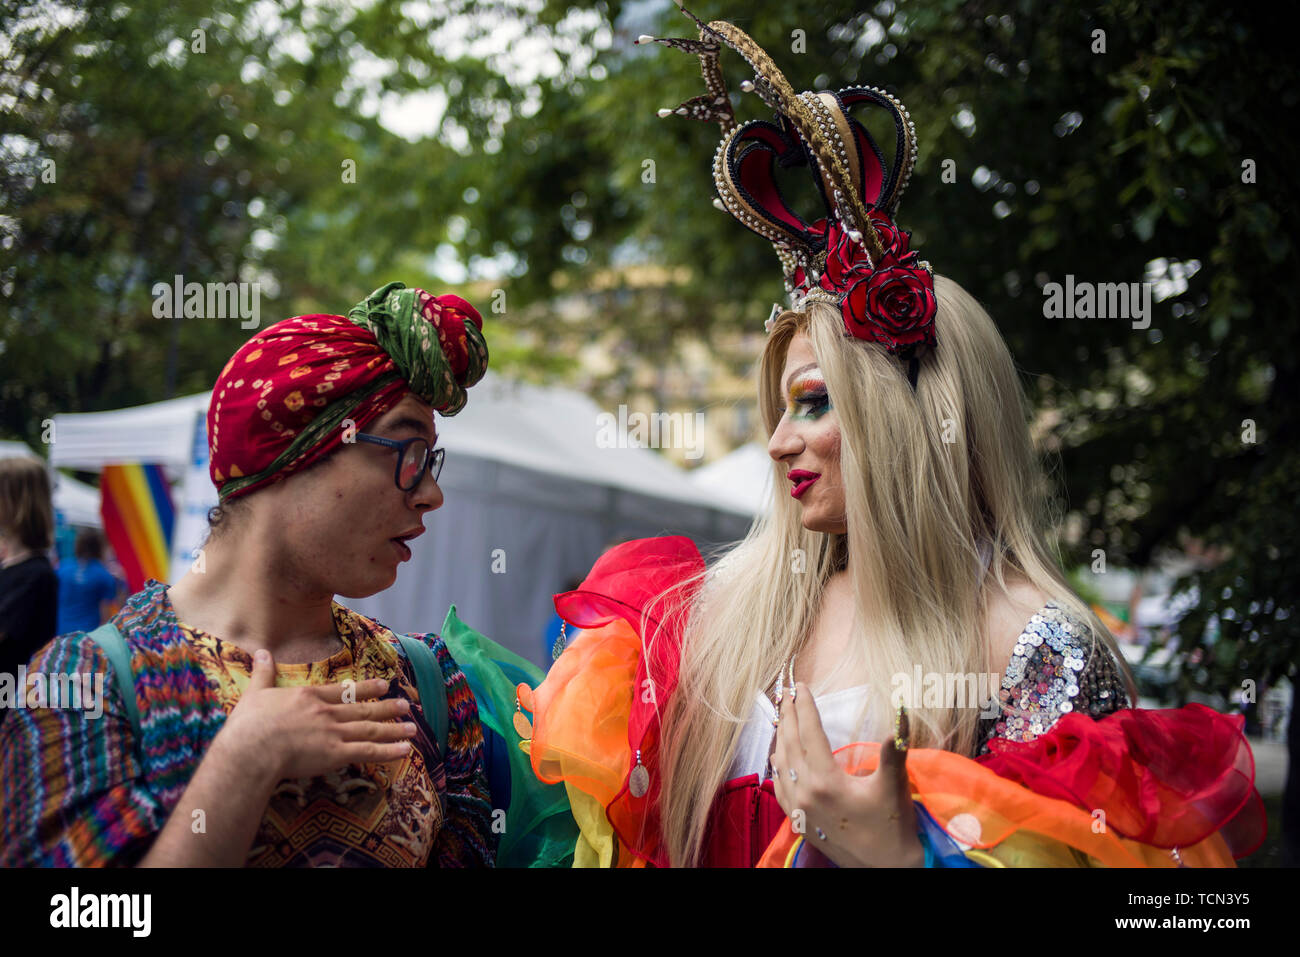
[207, 281, 488, 502]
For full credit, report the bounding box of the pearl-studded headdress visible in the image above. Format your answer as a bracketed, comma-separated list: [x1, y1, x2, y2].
[639, 4, 937, 388]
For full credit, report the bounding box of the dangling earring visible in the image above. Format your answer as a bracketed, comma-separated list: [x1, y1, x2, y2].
[770, 662, 785, 727]
[513, 694, 533, 739]
[514, 693, 534, 756]
[629, 749, 650, 798]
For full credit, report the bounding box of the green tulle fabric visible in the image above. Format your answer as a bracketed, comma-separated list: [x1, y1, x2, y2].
[440, 605, 577, 868]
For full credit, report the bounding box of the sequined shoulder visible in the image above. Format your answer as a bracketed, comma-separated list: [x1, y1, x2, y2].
[976, 601, 1129, 756]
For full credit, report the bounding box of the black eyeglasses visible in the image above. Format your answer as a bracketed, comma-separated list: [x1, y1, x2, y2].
[354, 433, 445, 491]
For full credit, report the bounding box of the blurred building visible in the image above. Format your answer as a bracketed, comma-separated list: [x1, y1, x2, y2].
[463, 264, 766, 470]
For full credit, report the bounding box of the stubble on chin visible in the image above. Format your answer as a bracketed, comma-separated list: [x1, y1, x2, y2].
[335, 547, 403, 599]
[799, 489, 848, 536]
[266, 539, 343, 600]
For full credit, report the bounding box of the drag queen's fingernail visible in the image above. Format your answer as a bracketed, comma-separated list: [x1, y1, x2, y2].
[894, 704, 910, 751]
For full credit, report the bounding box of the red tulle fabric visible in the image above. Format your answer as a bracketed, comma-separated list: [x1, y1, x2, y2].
[553, 536, 704, 867]
[978, 703, 1266, 857]
[547, 536, 1265, 865]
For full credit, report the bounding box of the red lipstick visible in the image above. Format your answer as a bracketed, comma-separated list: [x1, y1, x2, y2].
[788, 469, 820, 499]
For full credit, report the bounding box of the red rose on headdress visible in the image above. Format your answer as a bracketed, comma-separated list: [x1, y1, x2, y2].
[821, 223, 865, 288]
[866, 209, 910, 261]
[807, 219, 935, 354]
[788, 219, 936, 357]
[842, 262, 938, 352]
[819, 216, 910, 291]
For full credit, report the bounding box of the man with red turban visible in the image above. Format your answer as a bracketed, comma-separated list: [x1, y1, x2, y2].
[207, 280, 488, 500]
[3, 282, 500, 867]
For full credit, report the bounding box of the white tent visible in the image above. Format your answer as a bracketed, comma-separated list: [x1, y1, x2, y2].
[52, 472, 104, 529]
[688, 441, 773, 517]
[48, 393, 212, 582]
[49, 375, 757, 667]
[44, 393, 211, 474]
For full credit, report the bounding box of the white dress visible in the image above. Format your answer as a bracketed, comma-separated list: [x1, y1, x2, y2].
[727, 684, 881, 780]
[728, 541, 996, 780]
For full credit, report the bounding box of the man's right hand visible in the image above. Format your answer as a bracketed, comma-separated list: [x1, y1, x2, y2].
[215, 648, 417, 782]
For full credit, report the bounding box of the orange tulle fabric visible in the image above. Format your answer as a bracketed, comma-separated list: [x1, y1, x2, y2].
[517, 536, 1263, 869]
[756, 741, 1245, 868]
[518, 536, 703, 867]
[518, 620, 638, 814]
[517, 619, 646, 865]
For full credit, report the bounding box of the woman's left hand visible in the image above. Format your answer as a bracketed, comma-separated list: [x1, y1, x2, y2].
[770, 682, 925, 867]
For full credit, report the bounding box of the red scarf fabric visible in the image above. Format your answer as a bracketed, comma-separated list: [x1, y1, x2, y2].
[207, 283, 486, 501]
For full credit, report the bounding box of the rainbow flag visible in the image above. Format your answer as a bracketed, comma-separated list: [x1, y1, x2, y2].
[100, 463, 175, 592]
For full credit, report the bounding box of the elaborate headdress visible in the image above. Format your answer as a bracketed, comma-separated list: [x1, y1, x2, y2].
[639, 4, 936, 387]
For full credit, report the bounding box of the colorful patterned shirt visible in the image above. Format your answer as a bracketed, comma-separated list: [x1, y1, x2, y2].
[1, 579, 495, 867]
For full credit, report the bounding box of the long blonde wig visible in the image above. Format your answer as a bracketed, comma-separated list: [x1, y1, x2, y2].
[655, 274, 1134, 867]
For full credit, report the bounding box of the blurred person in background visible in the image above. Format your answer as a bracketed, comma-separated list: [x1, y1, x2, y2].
[0, 457, 58, 727]
[56, 527, 124, 634]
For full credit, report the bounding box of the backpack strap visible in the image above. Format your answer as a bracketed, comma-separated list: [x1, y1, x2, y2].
[86, 622, 143, 761]
[396, 634, 449, 758]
